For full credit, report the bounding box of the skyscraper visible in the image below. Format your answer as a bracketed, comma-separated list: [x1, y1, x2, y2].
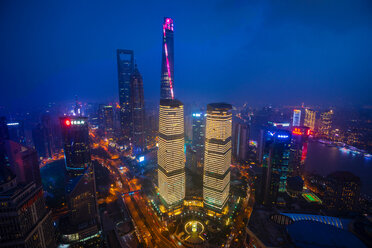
[160, 17, 175, 100]
[289, 126, 310, 177]
[292, 109, 301, 127]
[1, 140, 42, 186]
[7, 120, 26, 145]
[192, 112, 205, 167]
[60, 116, 90, 175]
[60, 164, 100, 245]
[203, 103, 232, 212]
[158, 99, 185, 209]
[232, 118, 249, 162]
[131, 65, 145, 152]
[304, 108, 316, 131]
[103, 105, 114, 138]
[0, 165, 55, 248]
[319, 109, 333, 137]
[260, 128, 291, 206]
[117, 49, 134, 139]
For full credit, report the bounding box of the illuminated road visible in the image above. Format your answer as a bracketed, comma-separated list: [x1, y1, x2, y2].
[90, 132, 179, 247]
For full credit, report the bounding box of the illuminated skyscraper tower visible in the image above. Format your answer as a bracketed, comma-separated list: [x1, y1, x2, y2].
[60, 116, 90, 175]
[319, 109, 333, 137]
[292, 109, 301, 127]
[304, 109, 316, 131]
[117, 49, 134, 139]
[158, 99, 185, 208]
[203, 103, 232, 212]
[160, 17, 175, 100]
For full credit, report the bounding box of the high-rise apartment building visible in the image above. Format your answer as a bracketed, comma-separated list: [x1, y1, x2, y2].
[260, 128, 291, 206]
[160, 17, 175, 100]
[192, 112, 205, 167]
[203, 103, 232, 212]
[117, 49, 134, 139]
[158, 99, 185, 209]
[60, 116, 90, 175]
[319, 109, 333, 137]
[131, 65, 145, 153]
[0, 164, 55, 248]
[292, 109, 301, 127]
[304, 109, 316, 131]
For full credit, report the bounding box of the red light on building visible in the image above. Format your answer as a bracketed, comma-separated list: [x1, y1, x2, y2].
[65, 119, 71, 126]
[307, 129, 311, 136]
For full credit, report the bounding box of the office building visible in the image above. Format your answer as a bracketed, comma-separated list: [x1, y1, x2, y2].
[232, 118, 249, 162]
[160, 17, 175, 100]
[59, 165, 100, 246]
[117, 49, 134, 139]
[292, 109, 301, 127]
[131, 65, 145, 153]
[0, 164, 55, 248]
[260, 128, 291, 206]
[304, 108, 316, 131]
[319, 109, 333, 137]
[158, 99, 185, 209]
[60, 116, 90, 175]
[192, 112, 205, 167]
[203, 103, 232, 212]
[289, 126, 310, 177]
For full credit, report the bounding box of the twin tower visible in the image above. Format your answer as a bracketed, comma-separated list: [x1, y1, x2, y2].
[157, 18, 232, 213]
[158, 100, 232, 212]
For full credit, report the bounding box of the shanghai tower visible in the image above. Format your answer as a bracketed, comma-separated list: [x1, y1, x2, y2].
[160, 17, 175, 100]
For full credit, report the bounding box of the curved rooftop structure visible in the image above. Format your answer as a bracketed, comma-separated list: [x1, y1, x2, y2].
[287, 221, 366, 248]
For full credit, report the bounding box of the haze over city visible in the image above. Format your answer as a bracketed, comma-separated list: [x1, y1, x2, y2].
[1, 0, 372, 110]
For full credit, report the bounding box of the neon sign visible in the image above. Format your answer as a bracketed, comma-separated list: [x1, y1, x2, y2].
[292, 128, 303, 135]
[277, 134, 289, 139]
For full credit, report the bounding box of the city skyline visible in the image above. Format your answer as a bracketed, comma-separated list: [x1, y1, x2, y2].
[1, 2, 372, 247]
[1, 1, 372, 111]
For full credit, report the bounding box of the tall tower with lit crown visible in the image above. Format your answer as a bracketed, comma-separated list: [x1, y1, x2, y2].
[160, 17, 175, 100]
[203, 103, 232, 212]
[158, 99, 185, 208]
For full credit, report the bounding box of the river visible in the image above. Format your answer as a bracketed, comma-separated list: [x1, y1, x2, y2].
[304, 140, 372, 196]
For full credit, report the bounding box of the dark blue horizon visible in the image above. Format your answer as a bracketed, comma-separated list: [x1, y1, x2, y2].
[1, 0, 372, 111]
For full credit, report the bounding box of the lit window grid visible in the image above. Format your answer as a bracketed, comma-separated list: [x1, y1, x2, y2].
[203, 183, 230, 210]
[159, 105, 184, 136]
[158, 169, 185, 206]
[158, 136, 185, 172]
[205, 113, 232, 140]
[204, 147, 231, 174]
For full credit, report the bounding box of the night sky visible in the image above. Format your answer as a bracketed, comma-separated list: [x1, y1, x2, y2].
[1, 0, 371, 110]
